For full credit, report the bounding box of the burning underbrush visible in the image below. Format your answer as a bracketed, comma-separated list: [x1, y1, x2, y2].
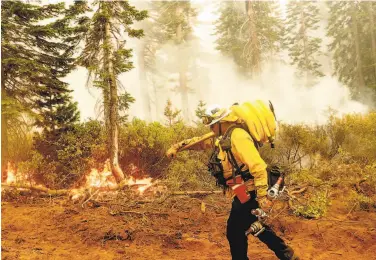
[1, 160, 170, 205]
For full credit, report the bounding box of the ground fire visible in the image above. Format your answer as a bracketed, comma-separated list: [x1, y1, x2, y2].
[2, 161, 156, 201]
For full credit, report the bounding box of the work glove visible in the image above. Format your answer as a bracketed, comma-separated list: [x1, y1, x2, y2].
[258, 195, 273, 213]
[166, 146, 178, 159]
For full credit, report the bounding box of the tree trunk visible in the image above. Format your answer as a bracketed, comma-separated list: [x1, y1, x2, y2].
[103, 86, 110, 135]
[103, 86, 111, 156]
[1, 112, 9, 182]
[368, 3, 376, 80]
[246, 0, 261, 76]
[300, 5, 310, 86]
[1, 63, 9, 182]
[138, 41, 152, 122]
[176, 6, 190, 122]
[104, 15, 124, 183]
[151, 77, 159, 120]
[351, 8, 366, 93]
[179, 69, 189, 121]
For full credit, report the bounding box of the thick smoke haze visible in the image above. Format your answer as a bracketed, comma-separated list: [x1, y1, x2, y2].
[66, 1, 368, 125]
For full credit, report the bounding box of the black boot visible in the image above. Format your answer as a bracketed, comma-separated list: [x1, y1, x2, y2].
[256, 226, 296, 260]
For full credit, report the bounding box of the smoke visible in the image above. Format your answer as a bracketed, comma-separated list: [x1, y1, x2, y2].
[202, 59, 367, 125]
[68, 1, 369, 125]
[128, 1, 367, 125]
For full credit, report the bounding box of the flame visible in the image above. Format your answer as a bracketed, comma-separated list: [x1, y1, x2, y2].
[85, 163, 117, 189]
[4, 162, 30, 185]
[5, 163, 17, 185]
[3, 160, 155, 197]
[127, 177, 153, 194]
[84, 162, 154, 193]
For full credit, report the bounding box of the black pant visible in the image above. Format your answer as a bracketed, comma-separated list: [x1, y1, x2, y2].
[226, 194, 295, 260]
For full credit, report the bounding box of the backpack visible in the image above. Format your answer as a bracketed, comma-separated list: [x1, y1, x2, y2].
[218, 100, 284, 191]
[230, 100, 277, 148]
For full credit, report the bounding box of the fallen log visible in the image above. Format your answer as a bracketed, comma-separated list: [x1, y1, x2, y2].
[109, 210, 169, 217]
[170, 190, 222, 195]
[2, 184, 69, 196]
[2, 182, 148, 195]
[288, 185, 308, 196]
[2, 183, 223, 202]
[286, 185, 308, 210]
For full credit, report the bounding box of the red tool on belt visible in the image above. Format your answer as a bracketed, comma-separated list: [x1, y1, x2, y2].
[226, 175, 250, 203]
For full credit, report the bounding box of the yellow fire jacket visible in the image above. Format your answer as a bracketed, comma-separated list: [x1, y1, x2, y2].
[174, 128, 268, 197]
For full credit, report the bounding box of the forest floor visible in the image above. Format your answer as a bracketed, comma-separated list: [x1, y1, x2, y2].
[2, 190, 376, 260]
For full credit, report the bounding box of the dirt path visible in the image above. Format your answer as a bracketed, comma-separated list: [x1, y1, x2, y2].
[2, 197, 376, 260]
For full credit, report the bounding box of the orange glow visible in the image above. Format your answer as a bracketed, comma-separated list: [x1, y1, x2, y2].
[85, 162, 117, 188]
[4, 160, 155, 197]
[84, 161, 154, 194]
[128, 177, 153, 194]
[5, 163, 17, 184]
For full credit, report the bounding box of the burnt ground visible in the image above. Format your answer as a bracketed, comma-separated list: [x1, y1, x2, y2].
[1, 192, 376, 260]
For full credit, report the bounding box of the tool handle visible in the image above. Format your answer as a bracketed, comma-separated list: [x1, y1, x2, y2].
[178, 132, 215, 152]
[251, 208, 262, 216]
[276, 176, 283, 185]
[251, 208, 267, 218]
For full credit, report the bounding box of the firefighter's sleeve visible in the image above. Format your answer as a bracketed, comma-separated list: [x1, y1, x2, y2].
[231, 128, 268, 197]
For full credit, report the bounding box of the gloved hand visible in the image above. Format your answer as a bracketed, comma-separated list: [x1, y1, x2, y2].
[258, 196, 273, 213]
[166, 146, 178, 159]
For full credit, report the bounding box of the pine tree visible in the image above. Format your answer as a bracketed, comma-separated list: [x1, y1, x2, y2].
[132, 1, 153, 122]
[215, 1, 247, 72]
[195, 100, 206, 121]
[327, 1, 376, 99]
[1, 1, 88, 174]
[118, 91, 135, 124]
[34, 64, 80, 135]
[137, 15, 160, 122]
[78, 1, 147, 182]
[164, 99, 181, 127]
[215, 1, 282, 76]
[363, 2, 376, 93]
[137, 39, 152, 122]
[151, 1, 197, 122]
[35, 90, 80, 134]
[285, 1, 324, 84]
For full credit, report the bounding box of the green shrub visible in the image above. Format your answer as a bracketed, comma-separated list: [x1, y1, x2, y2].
[338, 112, 376, 165]
[118, 118, 208, 178]
[31, 120, 106, 188]
[293, 190, 330, 219]
[347, 192, 374, 212]
[287, 169, 324, 187]
[54, 120, 106, 188]
[12, 150, 60, 187]
[364, 164, 376, 194]
[260, 124, 331, 170]
[164, 151, 215, 191]
[261, 112, 376, 172]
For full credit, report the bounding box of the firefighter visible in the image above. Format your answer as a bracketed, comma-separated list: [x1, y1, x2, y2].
[166, 103, 299, 260]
